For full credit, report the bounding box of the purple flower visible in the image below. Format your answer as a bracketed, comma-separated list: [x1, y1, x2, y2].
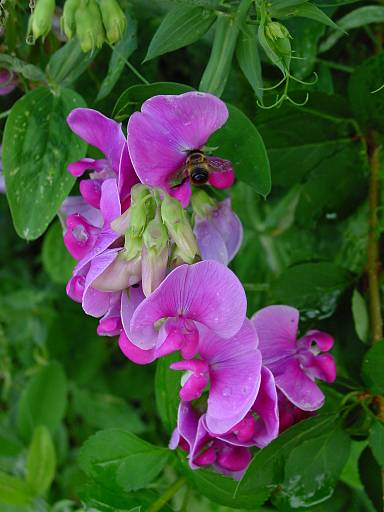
[118, 260, 247, 364]
[127, 92, 235, 207]
[0, 69, 16, 96]
[67, 108, 138, 208]
[193, 197, 243, 265]
[252, 305, 336, 411]
[277, 391, 314, 433]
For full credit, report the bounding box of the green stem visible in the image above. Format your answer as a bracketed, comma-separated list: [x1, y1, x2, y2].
[147, 476, 187, 512]
[0, 109, 11, 120]
[315, 58, 354, 74]
[107, 42, 150, 85]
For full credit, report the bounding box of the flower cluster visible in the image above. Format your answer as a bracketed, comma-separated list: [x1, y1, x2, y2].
[62, 91, 336, 478]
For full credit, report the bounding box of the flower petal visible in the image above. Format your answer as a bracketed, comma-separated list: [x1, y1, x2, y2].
[299, 352, 336, 383]
[130, 260, 247, 350]
[252, 305, 299, 366]
[59, 196, 103, 228]
[252, 367, 279, 447]
[194, 218, 229, 265]
[199, 320, 261, 435]
[67, 157, 107, 178]
[210, 199, 243, 262]
[298, 330, 334, 352]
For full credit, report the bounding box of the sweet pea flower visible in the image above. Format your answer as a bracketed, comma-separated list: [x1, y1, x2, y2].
[119, 260, 247, 364]
[252, 305, 336, 411]
[67, 108, 138, 208]
[127, 92, 235, 207]
[192, 193, 243, 265]
[0, 69, 16, 95]
[277, 391, 314, 433]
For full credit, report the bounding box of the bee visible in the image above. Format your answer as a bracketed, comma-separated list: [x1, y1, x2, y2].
[171, 150, 231, 187]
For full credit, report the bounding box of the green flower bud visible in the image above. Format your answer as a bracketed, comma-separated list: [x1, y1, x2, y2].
[75, 0, 105, 53]
[61, 0, 78, 39]
[97, 0, 127, 44]
[191, 190, 216, 218]
[143, 214, 168, 254]
[29, 0, 55, 41]
[128, 203, 149, 238]
[130, 183, 150, 206]
[124, 233, 142, 260]
[161, 194, 198, 264]
[265, 21, 291, 42]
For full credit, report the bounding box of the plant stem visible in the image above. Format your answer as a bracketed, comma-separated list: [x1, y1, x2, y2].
[148, 476, 187, 512]
[367, 130, 383, 344]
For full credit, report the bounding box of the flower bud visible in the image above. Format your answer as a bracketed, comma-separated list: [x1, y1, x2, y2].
[92, 250, 141, 291]
[130, 183, 150, 205]
[61, 0, 78, 39]
[141, 215, 169, 296]
[191, 190, 216, 219]
[265, 21, 291, 42]
[124, 233, 142, 260]
[29, 0, 55, 41]
[97, 0, 127, 44]
[142, 214, 168, 253]
[161, 194, 198, 264]
[75, 0, 105, 53]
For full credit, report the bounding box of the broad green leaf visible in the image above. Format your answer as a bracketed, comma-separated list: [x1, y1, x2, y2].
[155, 354, 180, 433]
[236, 414, 338, 498]
[352, 289, 369, 344]
[340, 440, 367, 490]
[236, 23, 263, 101]
[359, 447, 383, 511]
[26, 425, 56, 496]
[314, 0, 359, 5]
[46, 39, 98, 87]
[361, 342, 384, 394]
[17, 361, 67, 442]
[2, 87, 87, 240]
[0, 54, 46, 82]
[145, 5, 216, 62]
[96, 13, 138, 102]
[113, 82, 194, 121]
[348, 52, 384, 133]
[79, 429, 170, 492]
[369, 420, 384, 468]
[320, 7, 384, 53]
[208, 104, 271, 196]
[275, 425, 350, 508]
[0, 472, 32, 506]
[270, 262, 352, 320]
[42, 220, 75, 284]
[287, 18, 325, 79]
[271, 2, 339, 29]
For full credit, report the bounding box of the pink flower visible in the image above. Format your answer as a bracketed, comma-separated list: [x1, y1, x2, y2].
[127, 92, 235, 207]
[118, 260, 247, 364]
[252, 305, 336, 411]
[0, 69, 16, 95]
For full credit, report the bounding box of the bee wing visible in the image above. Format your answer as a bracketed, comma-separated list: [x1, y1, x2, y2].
[170, 164, 189, 188]
[206, 156, 233, 173]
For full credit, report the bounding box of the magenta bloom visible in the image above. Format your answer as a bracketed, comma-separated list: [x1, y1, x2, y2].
[0, 69, 16, 95]
[119, 260, 247, 364]
[252, 305, 336, 411]
[127, 92, 235, 207]
[67, 108, 138, 208]
[277, 391, 314, 433]
[194, 198, 243, 265]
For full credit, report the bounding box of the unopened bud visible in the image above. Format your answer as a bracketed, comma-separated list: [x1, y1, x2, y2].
[29, 0, 55, 41]
[265, 21, 291, 42]
[143, 214, 168, 253]
[191, 190, 216, 218]
[141, 244, 169, 297]
[161, 194, 198, 264]
[61, 0, 78, 39]
[97, 0, 127, 44]
[92, 250, 141, 291]
[130, 183, 150, 205]
[124, 234, 142, 260]
[75, 0, 105, 53]
[111, 208, 131, 235]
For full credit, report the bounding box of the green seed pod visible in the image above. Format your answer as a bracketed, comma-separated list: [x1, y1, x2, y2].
[75, 0, 105, 53]
[61, 0, 78, 39]
[30, 0, 55, 40]
[97, 0, 127, 44]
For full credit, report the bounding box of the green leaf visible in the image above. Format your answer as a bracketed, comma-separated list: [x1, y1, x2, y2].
[236, 414, 339, 498]
[348, 52, 384, 133]
[275, 425, 350, 508]
[79, 429, 170, 492]
[46, 39, 98, 87]
[96, 13, 138, 102]
[359, 446, 383, 511]
[236, 23, 263, 101]
[320, 6, 384, 53]
[352, 289, 369, 344]
[208, 104, 271, 196]
[369, 420, 384, 468]
[361, 342, 384, 394]
[113, 82, 194, 121]
[0, 54, 46, 82]
[145, 5, 216, 62]
[155, 354, 180, 434]
[2, 87, 87, 240]
[26, 425, 56, 496]
[17, 361, 67, 442]
[0, 472, 32, 506]
[42, 220, 75, 284]
[271, 2, 339, 29]
[287, 18, 326, 79]
[270, 262, 352, 320]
